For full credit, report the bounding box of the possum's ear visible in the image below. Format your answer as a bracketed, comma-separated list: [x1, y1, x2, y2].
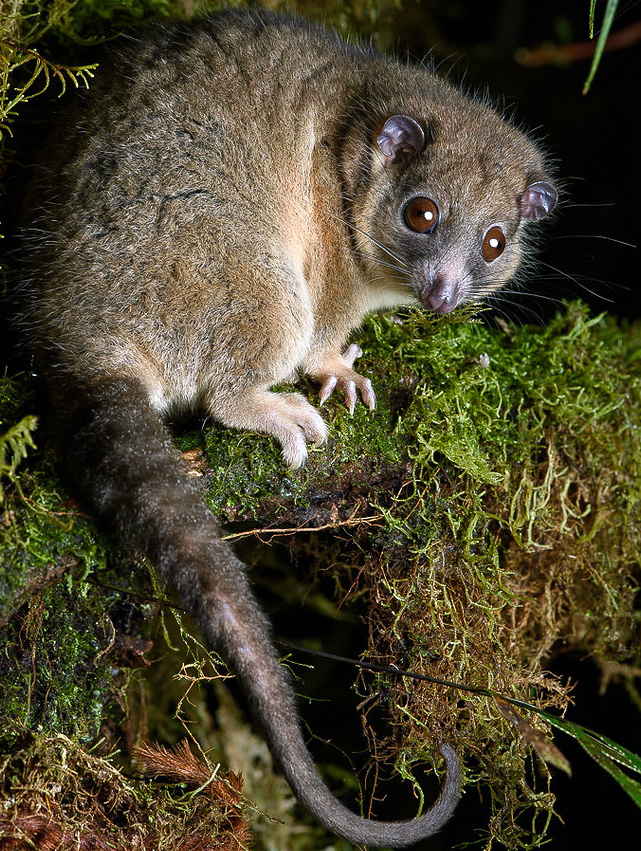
[520, 180, 558, 220]
[376, 115, 425, 164]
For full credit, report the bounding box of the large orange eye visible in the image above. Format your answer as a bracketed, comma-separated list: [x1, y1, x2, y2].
[482, 225, 506, 262]
[404, 196, 439, 233]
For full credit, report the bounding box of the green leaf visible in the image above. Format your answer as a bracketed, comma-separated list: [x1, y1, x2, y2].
[584, 0, 619, 94]
[510, 699, 641, 809]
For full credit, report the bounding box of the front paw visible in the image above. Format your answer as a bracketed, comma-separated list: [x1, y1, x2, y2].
[266, 393, 327, 470]
[317, 344, 376, 414]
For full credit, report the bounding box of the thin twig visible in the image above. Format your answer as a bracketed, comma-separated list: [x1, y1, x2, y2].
[221, 512, 385, 542]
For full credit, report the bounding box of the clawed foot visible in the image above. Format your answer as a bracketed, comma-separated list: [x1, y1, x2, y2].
[213, 342, 375, 470]
[317, 344, 376, 414]
[271, 393, 327, 470]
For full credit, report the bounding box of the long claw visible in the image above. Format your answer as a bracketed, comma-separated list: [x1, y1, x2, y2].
[361, 378, 376, 410]
[314, 343, 375, 413]
[345, 380, 356, 414]
[319, 375, 338, 405]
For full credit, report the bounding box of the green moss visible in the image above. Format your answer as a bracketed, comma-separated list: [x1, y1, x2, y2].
[0, 489, 149, 742]
[177, 302, 641, 848]
[1, 581, 105, 736]
[0, 378, 156, 741]
[330, 304, 640, 849]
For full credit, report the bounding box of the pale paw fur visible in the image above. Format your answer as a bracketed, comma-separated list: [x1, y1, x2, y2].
[218, 390, 327, 470]
[316, 344, 376, 414]
[266, 392, 327, 469]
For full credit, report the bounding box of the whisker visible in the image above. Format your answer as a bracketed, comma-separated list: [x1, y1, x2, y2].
[524, 273, 627, 292]
[348, 222, 409, 268]
[559, 202, 616, 209]
[482, 295, 546, 327]
[493, 289, 566, 306]
[535, 261, 622, 302]
[536, 260, 591, 286]
[550, 234, 636, 248]
[483, 300, 531, 327]
[352, 250, 409, 277]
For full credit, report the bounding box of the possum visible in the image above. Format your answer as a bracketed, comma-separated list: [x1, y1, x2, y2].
[19, 10, 557, 847]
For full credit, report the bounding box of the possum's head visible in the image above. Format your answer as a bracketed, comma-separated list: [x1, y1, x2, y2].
[341, 86, 557, 315]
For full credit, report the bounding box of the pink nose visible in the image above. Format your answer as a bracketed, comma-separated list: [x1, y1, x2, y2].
[420, 273, 461, 314]
[425, 289, 457, 314]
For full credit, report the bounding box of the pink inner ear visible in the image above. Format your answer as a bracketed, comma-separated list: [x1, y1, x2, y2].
[521, 180, 558, 221]
[376, 115, 425, 164]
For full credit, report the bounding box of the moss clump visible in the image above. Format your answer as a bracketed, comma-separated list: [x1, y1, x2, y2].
[185, 302, 640, 848]
[0, 373, 156, 740]
[0, 725, 251, 849]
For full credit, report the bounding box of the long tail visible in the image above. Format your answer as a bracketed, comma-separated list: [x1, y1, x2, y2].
[51, 374, 461, 848]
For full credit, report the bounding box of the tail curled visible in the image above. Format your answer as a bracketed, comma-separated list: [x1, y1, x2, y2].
[52, 373, 461, 848]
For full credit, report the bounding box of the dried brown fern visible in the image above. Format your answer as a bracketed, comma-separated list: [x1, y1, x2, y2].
[134, 739, 252, 850]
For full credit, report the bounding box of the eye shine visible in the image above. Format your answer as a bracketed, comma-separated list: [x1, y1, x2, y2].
[482, 225, 506, 262]
[404, 196, 440, 233]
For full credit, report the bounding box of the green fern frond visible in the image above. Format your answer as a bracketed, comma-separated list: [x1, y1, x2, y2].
[0, 36, 96, 139]
[0, 414, 38, 503]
